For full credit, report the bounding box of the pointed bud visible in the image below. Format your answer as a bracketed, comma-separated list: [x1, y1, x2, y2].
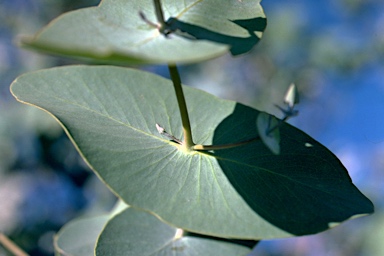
[156, 123, 165, 134]
[284, 83, 299, 108]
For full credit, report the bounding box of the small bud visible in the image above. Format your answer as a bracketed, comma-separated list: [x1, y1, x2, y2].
[156, 123, 165, 134]
[284, 83, 299, 108]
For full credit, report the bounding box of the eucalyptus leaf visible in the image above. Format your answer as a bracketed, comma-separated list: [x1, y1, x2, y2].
[20, 0, 266, 64]
[54, 201, 128, 256]
[11, 66, 373, 239]
[55, 215, 109, 256]
[96, 207, 251, 256]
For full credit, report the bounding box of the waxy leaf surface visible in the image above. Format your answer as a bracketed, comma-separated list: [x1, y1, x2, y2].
[21, 0, 266, 64]
[11, 66, 373, 239]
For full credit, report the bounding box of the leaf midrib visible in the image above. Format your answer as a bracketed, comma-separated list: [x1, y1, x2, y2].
[209, 151, 345, 198]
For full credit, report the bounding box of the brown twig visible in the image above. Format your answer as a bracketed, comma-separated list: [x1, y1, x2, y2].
[0, 233, 29, 256]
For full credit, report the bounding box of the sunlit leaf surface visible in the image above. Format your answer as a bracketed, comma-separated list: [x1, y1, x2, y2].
[21, 0, 266, 64]
[11, 66, 373, 239]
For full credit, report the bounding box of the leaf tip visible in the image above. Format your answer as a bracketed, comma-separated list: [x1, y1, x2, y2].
[328, 213, 372, 229]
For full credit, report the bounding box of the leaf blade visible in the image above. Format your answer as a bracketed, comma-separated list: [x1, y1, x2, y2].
[20, 0, 266, 64]
[11, 66, 373, 239]
[96, 208, 252, 256]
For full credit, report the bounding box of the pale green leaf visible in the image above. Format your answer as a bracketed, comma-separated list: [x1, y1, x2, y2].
[11, 66, 373, 239]
[55, 215, 109, 256]
[96, 208, 252, 256]
[54, 201, 128, 256]
[21, 0, 266, 64]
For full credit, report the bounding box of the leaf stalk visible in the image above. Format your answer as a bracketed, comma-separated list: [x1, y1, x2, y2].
[193, 136, 260, 151]
[168, 65, 195, 150]
[153, 0, 167, 33]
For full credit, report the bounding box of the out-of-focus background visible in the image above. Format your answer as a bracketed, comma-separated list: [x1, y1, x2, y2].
[0, 0, 383, 255]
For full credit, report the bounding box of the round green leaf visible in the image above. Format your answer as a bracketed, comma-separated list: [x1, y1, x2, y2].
[54, 201, 128, 256]
[21, 0, 266, 64]
[55, 215, 109, 256]
[11, 66, 373, 239]
[96, 207, 251, 256]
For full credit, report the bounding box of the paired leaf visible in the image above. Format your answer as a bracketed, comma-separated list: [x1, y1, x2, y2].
[96, 207, 252, 256]
[54, 201, 128, 255]
[55, 215, 110, 256]
[11, 66, 373, 239]
[21, 0, 266, 64]
[55, 202, 251, 256]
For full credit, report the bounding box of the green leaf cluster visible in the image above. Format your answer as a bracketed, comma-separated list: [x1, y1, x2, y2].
[10, 0, 373, 255]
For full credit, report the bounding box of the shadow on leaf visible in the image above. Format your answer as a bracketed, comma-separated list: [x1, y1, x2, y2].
[211, 103, 374, 235]
[166, 17, 267, 55]
[184, 231, 259, 249]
